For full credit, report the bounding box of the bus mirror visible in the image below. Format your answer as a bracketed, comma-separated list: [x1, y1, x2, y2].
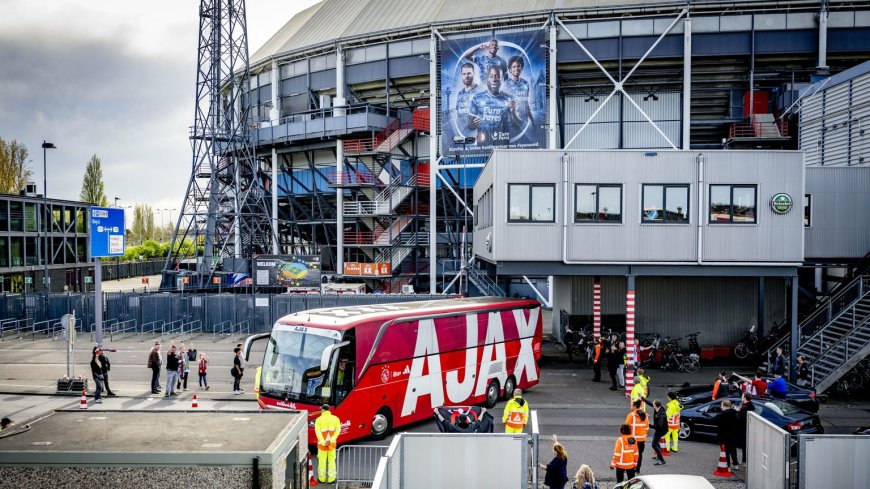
[320, 340, 349, 372]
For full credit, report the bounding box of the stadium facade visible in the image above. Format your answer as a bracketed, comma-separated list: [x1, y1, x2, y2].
[213, 0, 870, 355]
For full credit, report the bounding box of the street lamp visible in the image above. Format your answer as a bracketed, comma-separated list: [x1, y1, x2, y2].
[41, 141, 56, 316]
[114, 197, 121, 207]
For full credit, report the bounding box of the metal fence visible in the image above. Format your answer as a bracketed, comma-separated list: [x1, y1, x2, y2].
[747, 411, 791, 489]
[0, 292, 453, 337]
[336, 444, 389, 488]
[798, 435, 870, 488]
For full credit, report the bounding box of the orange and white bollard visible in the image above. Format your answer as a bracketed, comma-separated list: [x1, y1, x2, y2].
[660, 436, 670, 456]
[191, 393, 198, 408]
[713, 444, 733, 477]
[79, 389, 88, 410]
[308, 452, 318, 486]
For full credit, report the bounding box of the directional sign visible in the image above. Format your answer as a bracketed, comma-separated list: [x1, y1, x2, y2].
[89, 207, 125, 258]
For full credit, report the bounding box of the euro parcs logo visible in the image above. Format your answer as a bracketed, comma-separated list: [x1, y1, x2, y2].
[770, 193, 793, 215]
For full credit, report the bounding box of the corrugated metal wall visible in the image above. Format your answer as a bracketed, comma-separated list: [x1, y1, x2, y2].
[562, 92, 681, 149]
[560, 275, 786, 345]
[805, 166, 870, 258]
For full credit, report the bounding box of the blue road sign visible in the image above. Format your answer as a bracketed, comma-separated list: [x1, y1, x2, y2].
[89, 206, 125, 258]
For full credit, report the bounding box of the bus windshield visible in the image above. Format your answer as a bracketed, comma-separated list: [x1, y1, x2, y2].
[261, 327, 340, 404]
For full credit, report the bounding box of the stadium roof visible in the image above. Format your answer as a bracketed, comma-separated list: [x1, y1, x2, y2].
[252, 0, 790, 64]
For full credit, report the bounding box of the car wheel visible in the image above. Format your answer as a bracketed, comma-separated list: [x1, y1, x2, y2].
[371, 408, 392, 440]
[679, 421, 692, 439]
[501, 376, 516, 401]
[484, 380, 500, 408]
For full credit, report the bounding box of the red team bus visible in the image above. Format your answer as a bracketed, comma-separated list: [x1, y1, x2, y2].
[245, 297, 542, 444]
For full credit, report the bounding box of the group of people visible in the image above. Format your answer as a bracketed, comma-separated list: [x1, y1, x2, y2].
[538, 390, 686, 488]
[591, 333, 650, 392]
[146, 341, 212, 396]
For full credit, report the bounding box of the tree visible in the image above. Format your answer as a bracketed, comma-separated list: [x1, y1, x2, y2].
[80, 154, 108, 206]
[131, 204, 155, 245]
[0, 138, 33, 194]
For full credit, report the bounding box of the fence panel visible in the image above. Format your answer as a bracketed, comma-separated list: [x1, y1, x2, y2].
[747, 411, 791, 489]
[799, 435, 870, 488]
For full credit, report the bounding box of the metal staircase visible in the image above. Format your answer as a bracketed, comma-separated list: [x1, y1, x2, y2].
[466, 258, 506, 297]
[765, 275, 870, 392]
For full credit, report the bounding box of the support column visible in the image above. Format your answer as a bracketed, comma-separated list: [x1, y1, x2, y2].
[625, 275, 636, 398]
[429, 32, 438, 294]
[818, 1, 829, 70]
[682, 16, 691, 150]
[336, 46, 345, 275]
[270, 60, 280, 123]
[757, 276, 765, 339]
[790, 274, 799, 383]
[548, 18, 558, 149]
[593, 277, 602, 339]
[814, 267, 824, 294]
[271, 147, 279, 254]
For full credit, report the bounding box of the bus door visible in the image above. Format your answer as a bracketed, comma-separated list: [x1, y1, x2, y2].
[324, 331, 355, 406]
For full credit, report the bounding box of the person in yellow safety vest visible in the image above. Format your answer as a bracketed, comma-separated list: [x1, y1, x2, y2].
[314, 404, 341, 484]
[502, 389, 529, 433]
[254, 367, 262, 400]
[664, 391, 683, 452]
[624, 399, 649, 474]
[630, 368, 650, 411]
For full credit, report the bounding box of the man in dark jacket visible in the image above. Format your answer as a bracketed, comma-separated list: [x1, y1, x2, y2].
[713, 399, 740, 469]
[641, 396, 668, 465]
[737, 392, 755, 464]
[165, 346, 180, 397]
[98, 348, 116, 396]
[148, 342, 162, 394]
[607, 342, 621, 391]
[90, 348, 106, 404]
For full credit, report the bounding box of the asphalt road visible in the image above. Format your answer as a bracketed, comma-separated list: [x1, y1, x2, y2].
[1, 334, 868, 489]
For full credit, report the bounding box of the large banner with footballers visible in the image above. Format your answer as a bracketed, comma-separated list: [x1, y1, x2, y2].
[440, 30, 548, 156]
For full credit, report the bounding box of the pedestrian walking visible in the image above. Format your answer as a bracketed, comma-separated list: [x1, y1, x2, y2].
[90, 347, 106, 404]
[607, 342, 620, 391]
[147, 342, 162, 394]
[713, 399, 740, 470]
[625, 399, 649, 474]
[616, 341, 627, 388]
[315, 404, 341, 484]
[712, 371, 729, 400]
[97, 348, 116, 396]
[165, 345, 179, 397]
[232, 347, 244, 394]
[198, 354, 210, 390]
[610, 424, 638, 483]
[737, 392, 755, 464]
[796, 355, 810, 387]
[571, 464, 598, 489]
[502, 389, 529, 433]
[539, 433, 569, 489]
[591, 337, 603, 382]
[641, 396, 667, 465]
[664, 391, 682, 452]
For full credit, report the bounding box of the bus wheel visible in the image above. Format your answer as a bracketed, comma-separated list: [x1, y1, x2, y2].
[501, 376, 516, 401]
[371, 408, 392, 440]
[484, 380, 500, 408]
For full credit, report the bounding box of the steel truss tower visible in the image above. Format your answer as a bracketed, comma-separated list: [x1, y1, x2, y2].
[164, 0, 272, 287]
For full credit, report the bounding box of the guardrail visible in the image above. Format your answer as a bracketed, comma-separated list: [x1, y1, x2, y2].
[336, 444, 389, 488]
[162, 319, 184, 341]
[232, 320, 251, 341]
[108, 319, 138, 342]
[181, 319, 203, 338]
[31, 318, 59, 340]
[0, 319, 27, 340]
[212, 320, 232, 338]
[140, 320, 165, 341]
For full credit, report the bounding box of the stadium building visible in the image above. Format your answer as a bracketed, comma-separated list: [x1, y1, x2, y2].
[185, 0, 870, 385]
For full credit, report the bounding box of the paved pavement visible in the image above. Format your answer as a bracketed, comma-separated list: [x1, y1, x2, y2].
[1, 326, 869, 489]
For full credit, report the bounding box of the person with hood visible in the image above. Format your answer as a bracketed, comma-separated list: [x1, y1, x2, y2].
[664, 391, 683, 452]
[539, 434, 569, 489]
[502, 389, 529, 433]
[90, 347, 106, 404]
[641, 396, 668, 465]
[610, 423, 638, 483]
[713, 399, 740, 470]
[625, 399, 649, 473]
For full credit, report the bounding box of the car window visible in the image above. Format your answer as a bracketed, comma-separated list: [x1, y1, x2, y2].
[768, 399, 800, 415]
[703, 405, 722, 414]
[763, 402, 785, 417]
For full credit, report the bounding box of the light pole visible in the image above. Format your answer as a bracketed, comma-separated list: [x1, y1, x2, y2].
[41, 141, 56, 318]
[114, 197, 121, 207]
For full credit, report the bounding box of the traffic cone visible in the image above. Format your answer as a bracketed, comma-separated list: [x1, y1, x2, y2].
[713, 444, 733, 477]
[660, 436, 670, 456]
[191, 394, 198, 408]
[79, 389, 88, 410]
[308, 452, 318, 486]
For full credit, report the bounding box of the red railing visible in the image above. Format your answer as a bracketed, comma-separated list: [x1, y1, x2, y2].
[728, 120, 788, 139]
[326, 168, 375, 185]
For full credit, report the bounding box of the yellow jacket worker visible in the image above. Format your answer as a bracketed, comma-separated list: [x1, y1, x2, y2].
[314, 404, 342, 483]
[502, 389, 529, 433]
[665, 392, 683, 452]
[630, 369, 650, 411]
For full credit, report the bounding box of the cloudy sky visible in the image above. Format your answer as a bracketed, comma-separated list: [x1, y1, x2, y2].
[0, 0, 318, 222]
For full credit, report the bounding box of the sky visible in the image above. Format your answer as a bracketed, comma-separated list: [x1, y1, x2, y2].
[0, 0, 319, 225]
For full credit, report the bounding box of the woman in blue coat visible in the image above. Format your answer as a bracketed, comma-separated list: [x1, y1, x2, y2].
[539, 434, 569, 489]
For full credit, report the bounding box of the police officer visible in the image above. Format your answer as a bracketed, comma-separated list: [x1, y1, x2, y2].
[502, 389, 529, 433]
[314, 404, 341, 484]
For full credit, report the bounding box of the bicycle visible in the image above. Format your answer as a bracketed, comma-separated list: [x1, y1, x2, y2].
[665, 351, 700, 373]
[734, 325, 759, 359]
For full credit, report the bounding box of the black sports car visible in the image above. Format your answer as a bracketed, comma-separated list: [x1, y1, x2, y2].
[674, 374, 818, 413]
[678, 396, 823, 441]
